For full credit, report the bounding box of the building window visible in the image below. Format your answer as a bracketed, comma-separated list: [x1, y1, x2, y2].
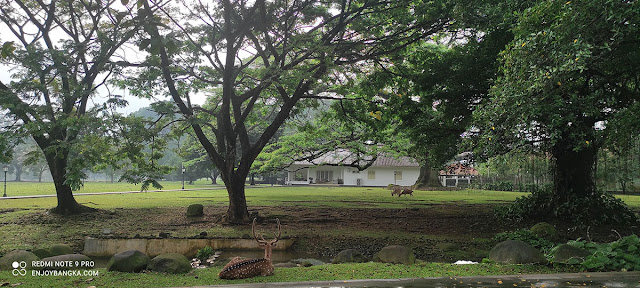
[367, 170, 375, 179]
[394, 171, 403, 181]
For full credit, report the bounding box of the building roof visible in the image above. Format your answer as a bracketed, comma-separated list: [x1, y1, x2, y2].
[292, 149, 420, 168]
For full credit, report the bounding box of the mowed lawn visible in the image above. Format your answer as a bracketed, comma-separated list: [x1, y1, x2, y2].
[2, 185, 528, 211]
[2, 183, 640, 210]
[0, 180, 221, 197]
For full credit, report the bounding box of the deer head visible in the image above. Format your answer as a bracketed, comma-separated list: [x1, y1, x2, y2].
[252, 218, 281, 261]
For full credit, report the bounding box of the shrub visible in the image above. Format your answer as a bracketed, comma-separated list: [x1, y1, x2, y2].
[196, 246, 214, 261]
[494, 189, 638, 226]
[566, 235, 640, 271]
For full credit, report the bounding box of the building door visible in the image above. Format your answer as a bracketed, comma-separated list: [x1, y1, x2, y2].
[316, 170, 333, 183]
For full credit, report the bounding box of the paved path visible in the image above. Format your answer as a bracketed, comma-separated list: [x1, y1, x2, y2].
[177, 271, 640, 288]
[0, 185, 274, 200]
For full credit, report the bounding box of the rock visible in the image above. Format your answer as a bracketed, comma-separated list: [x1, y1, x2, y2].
[186, 204, 204, 217]
[148, 253, 192, 274]
[32, 248, 52, 259]
[373, 245, 415, 265]
[40, 254, 92, 270]
[159, 232, 171, 238]
[291, 258, 326, 267]
[107, 250, 150, 273]
[489, 240, 546, 264]
[551, 244, 591, 264]
[274, 262, 298, 268]
[0, 250, 39, 270]
[49, 244, 73, 256]
[530, 222, 557, 239]
[332, 249, 368, 264]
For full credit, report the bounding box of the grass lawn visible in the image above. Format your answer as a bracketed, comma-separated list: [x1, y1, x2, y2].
[0, 184, 637, 287]
[0, 180, 223, 197]
[0, 262, 582, 288]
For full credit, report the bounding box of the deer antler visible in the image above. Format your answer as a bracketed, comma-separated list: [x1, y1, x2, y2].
[272, 218, 281, 244]
[252, 218, 268, 245]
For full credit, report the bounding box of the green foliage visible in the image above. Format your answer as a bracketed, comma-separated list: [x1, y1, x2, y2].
[195, 246, 214, 261]
[495, 189, 639, 226]
[494, 229, 555, 253]
[566, 235, 640, 271]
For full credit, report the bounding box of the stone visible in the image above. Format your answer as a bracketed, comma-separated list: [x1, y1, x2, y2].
[291, 258, 326, 267]
[332, 249, 368, 264]
[148, 253, 192, 274]
[0, 250, 39, 270]
[530, 222, 558, 240]
[186, 204, 204, 217]
[373, 245, 416, 265]
[40, 254, 92, 270]
[49, 244, 73, 256]
[489, 240, 546, 264]
[107, 250, 150, 273]
[32, 248, 52, 259]
[551, 244, 591, 264]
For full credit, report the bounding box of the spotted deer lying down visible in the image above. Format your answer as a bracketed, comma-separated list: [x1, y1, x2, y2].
[218, 218, 281, 280]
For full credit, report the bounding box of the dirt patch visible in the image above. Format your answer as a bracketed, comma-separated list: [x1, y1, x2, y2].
[5, 203, 639, 262]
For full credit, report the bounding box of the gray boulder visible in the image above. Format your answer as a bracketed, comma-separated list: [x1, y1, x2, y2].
[32, 248, 52, 259]
[40, 254, 92, 270]
[373, 245, 415, 265]
[332, 249, 368, 264]
[291, 258, 326, 267]
[530, 222, 558, 240]
[186, 204, 204, 217]
[148, 253, 192, 274]
[0, 250, 39, 270]
[551, 244, 591, 264]
[489, 240, 546, 264]
[49, 244, 73, 256]
[107, 250, 150, 273]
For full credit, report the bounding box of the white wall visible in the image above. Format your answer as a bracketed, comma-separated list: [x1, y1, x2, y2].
[287, 165, 420, 187]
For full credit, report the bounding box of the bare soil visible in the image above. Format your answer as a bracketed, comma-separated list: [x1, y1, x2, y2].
[11, 203, 640, 262]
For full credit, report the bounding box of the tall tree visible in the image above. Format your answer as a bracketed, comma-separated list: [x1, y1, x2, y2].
[133, 0, 452, 223]
[474, 0, 640, 222]
[0, 0, 144, 214]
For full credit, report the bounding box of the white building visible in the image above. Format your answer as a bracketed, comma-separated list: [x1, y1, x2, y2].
[285, 152, 420, 187]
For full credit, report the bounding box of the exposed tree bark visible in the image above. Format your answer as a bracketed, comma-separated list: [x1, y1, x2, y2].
[414, 165, 442, 188]
[42, 144, 92, 214]
[551, 138, 597, 205]
[13, 165, 22, 182]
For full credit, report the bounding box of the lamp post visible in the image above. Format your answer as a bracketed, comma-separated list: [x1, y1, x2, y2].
[3, 166, 8, 197]
[181, 165, 186, 190]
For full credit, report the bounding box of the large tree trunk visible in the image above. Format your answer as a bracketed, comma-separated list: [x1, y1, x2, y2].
[414, 165, 442, 188]
[13, 165, 22, 182]
[551, 141, 597, 204]
[414, 152, 442, 188]
[44, 149, 92, 214]
[223, 177, 250, 224]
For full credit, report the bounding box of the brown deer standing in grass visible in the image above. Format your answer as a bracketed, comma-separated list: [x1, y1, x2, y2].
[389, 185, 414, 197]
[218, 218, 281, 280]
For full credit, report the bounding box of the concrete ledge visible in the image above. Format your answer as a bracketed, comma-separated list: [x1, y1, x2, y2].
[83, 238, 295, 258]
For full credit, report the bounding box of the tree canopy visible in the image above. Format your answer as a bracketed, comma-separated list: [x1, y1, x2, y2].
[126, 0, 453, 223]
[473, 0, 640, 224]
